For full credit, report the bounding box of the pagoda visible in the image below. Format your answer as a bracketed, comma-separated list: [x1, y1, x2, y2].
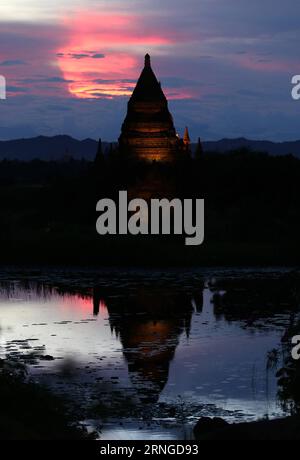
[119, 54, 182, 162]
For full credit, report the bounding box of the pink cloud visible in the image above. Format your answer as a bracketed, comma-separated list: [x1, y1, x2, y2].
[0, 11, 200, 101]
[56, 11, 178, 99]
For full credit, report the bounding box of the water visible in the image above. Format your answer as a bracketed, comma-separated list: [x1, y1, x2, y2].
[0, 267, 298, 439]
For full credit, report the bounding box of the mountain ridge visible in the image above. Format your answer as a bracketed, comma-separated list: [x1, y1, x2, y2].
[1, 135, 300, 161]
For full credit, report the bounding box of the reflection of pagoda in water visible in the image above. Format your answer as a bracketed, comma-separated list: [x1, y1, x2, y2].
[93, 285, 203, 403]
[119, 54, 191, 162]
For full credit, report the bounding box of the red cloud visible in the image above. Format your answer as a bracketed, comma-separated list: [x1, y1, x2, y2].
[56, 11, 176, 99]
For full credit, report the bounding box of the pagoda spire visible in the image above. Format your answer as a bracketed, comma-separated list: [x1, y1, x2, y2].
[96, 138, 103, 156]
[119, 54, 180, 162]
[145, 53, 151, 68]
[95, 137, 104, 168]
[195, 137, 203, 159]
[183, 127, 191, 146]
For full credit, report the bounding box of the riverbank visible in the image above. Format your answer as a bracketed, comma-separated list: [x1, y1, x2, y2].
[194, 416, 300, 440]
[0, 359, 93, 440]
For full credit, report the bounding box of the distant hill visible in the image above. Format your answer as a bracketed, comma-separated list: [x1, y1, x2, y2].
[1, 135, 300, 161]
[202, 137, 300, 157]
[0, 135, 102, 161]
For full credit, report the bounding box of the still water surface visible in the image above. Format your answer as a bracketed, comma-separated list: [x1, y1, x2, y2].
[0, 268, 297, 439]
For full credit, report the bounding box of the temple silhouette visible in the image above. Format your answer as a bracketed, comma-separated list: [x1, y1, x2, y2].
[119, 54, 191, 162]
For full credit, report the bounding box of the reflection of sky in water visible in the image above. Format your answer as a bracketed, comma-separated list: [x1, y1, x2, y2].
[0, 292, 130, 385]
[0, 276, 290, 439]
[163, 288, 281, 419]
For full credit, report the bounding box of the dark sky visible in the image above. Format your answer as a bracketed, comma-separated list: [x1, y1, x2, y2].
[0, 0, 300, 141]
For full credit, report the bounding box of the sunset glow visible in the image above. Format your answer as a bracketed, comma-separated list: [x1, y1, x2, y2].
[1, 0, 300, 141]
[56, 12, 172, 99]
